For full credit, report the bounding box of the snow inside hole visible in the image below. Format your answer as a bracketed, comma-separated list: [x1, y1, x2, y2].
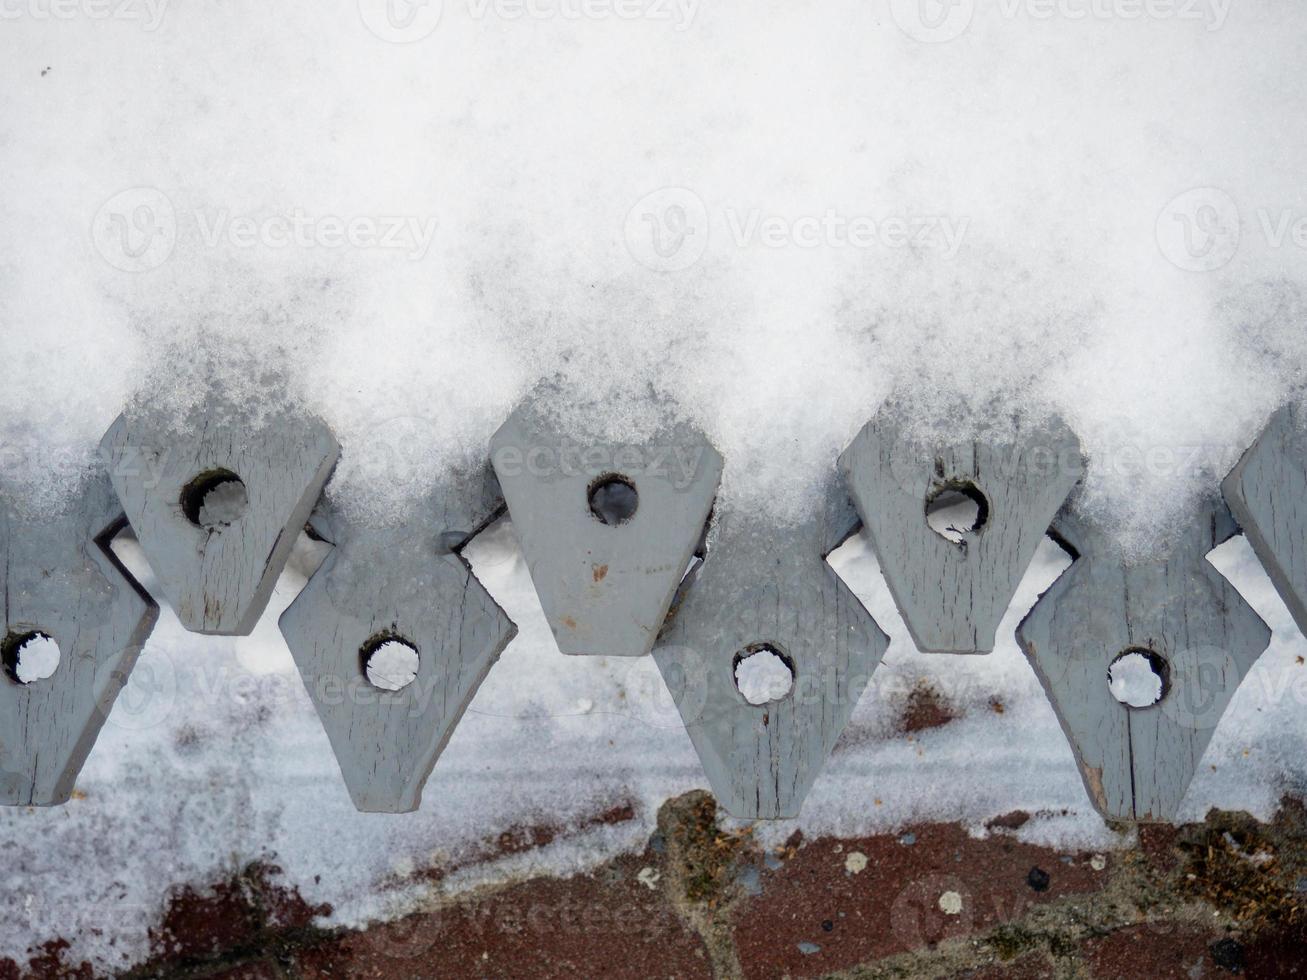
[181, 469, 248, 529]
[925, 482, 989, 544]
[2, 631, 61, 685]
[361, 636, 420, 692]
[1108, 648, 1169, 709]
[733, 644, 794, 705]
[588, 474, 638, 526]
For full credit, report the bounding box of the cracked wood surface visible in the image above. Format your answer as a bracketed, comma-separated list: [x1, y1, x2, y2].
[279, 462, 515, 812]
[100, 403, 338, 635]
[491, 397, 723, 657]
[840, 408, 1082, 654]
[1016, 499, 1270, 823]
[653, 475, 889, 819]
[1223, 403, 1307, 640]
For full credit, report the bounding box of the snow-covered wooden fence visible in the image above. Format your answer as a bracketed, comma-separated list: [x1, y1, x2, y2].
[2, 394, 1304, 826]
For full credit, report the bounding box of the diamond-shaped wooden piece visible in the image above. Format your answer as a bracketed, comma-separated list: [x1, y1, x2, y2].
[279, 462, 515, 812]
[1016, 500, 1270, 823]
[1223, 404, 1307, 638]
[653, 477, 889, 819]
[0, 472, 158, 805]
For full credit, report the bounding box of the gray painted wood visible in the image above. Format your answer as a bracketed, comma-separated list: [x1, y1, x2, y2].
[100, 402, 339, 635]
[839, 409, 1082, 654]
[1015, 499, 1270, 824]
[652, 475, 890, 819]
[0, 473, 159, 805]
[1222, 404, 1307, 639]
[279, 460, 515, 813]
[490, 400, 723, 657]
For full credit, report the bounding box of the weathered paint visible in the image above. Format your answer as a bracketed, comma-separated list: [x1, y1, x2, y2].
[100, 402, 338, 635]
[0, 472, 158, 805]
[279, 459, 515, 812]
[1223, 404, 1307, 639]
[653, 475, 889, 819]
[840, 408, 1082, 654]
[491, 398, 723, 657]
[1016, 499, 1270, 823]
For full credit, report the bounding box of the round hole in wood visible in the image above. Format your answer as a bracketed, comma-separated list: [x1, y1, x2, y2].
[1108, 647, 1170, 708]
[359, 634, 420, 692]
[733, 643, 795, 705]
[181, 469, 248, 529]
[588, 473, 639, 526]
[925, 480, 989, 543]
[2, 630, 60, 685]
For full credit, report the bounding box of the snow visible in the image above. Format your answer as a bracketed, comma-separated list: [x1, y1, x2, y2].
[363, 639, 422, 692]
[2, 0, 1307, 971]
[4, 634, 61, 685]
[733, 647, 795, 706]
[1108, 650, 1166, 708]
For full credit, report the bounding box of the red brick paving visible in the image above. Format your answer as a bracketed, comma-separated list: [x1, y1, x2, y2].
[1081, 924, 1219, 979]
[731, 823, 1109, 979]
[197, 959, 286, 979]
[294, 855, 711, 980]
[964, 953, 1059, 979]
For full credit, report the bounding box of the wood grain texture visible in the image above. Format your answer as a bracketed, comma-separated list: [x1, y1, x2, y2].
[840, 410, 1082, 654]
[1222, 404, 1307, 638]
[100, 403, 338, 635]
[279, 462, 515, 813]
[653, 475, 889, 819]
[1015, 499, 1270, 824]
[491, 400, 723, 657]
[0, 472, 158, 805]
